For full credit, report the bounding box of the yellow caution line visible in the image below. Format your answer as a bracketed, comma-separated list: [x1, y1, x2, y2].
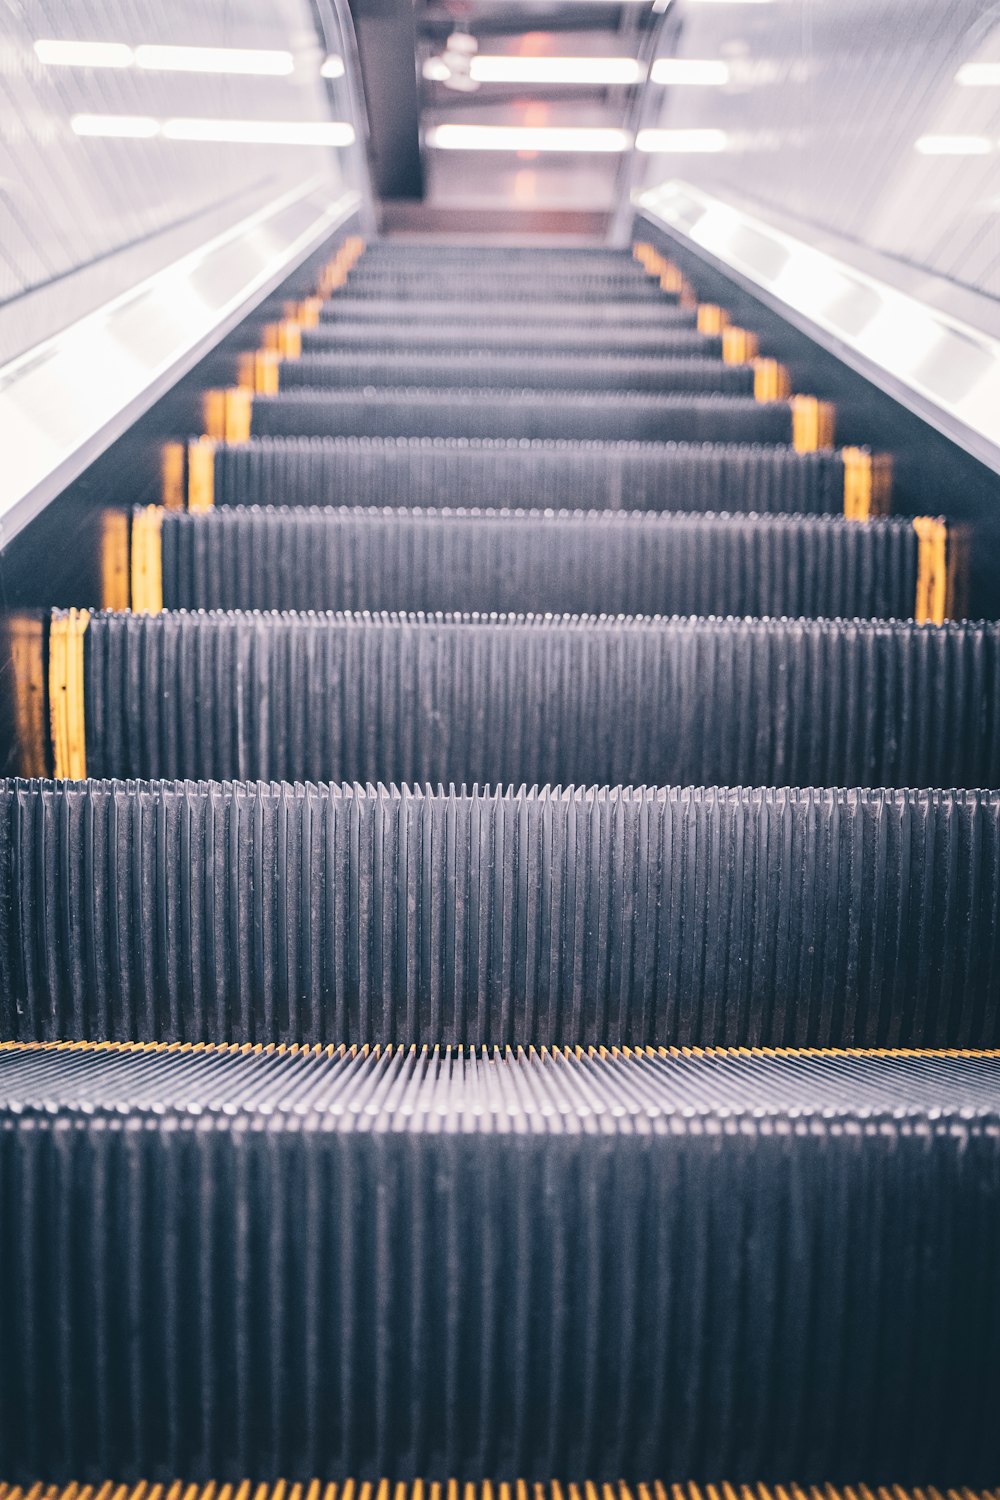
[48, 608, 89, 781]
[203, 388, 252, 443]
[131, 506, 164, 614]
[3, 1040, 998, 1061]
[161, 442, 186, 510]
[6, 614, 46, 778]
[318, 233, 366, 296]
[189, 437, 216, 510]
[99, 512, 130, 612]
[753, 358, 792, 402]
[790, 394, 836, 452]
[1, 1483, 996, 1500]
[913, 516, 950, 625]
[843, 448, 893, 519]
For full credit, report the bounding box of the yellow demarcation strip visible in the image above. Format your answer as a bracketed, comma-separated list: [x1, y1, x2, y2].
[188, 438, 216, 511]
[0, 1481, 997, 1500]
[161, 441, 186, 510]
[2, 1040, 998, 1061]
[753, 359, 792, 402]
[203, 389, 252, 443]
[842, 448, 894, 520]
[237, 351, 280, 395]
[722, 327, 759, 364]
[131, 506, 164, 614]
[263, 320, 302, 358]
[99, 511, 130, 611]
[286, 296, 323, 328]
[790, 395, 836, 452]
[48, 608, 89, 781]
[697, 304, 729, 335]
[6, 614, 46, 778]
[913, 516, 949, 625]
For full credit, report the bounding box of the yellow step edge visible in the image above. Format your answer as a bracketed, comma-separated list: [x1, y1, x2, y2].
[161, 442, 186, 510]
[131, 506, 164, 614]
[188, 438, 216, 511]
[6, 614, 47, 778]
[697, 304, 730, 335]
[237, 350, 281, 396]
[99, 511, 130, 612]
[753, 358, 792, 402]
[6, 1487, 995, 1500]
[203, 388, 252, 443]
[48, 608, 89, 781]
[285, 296, 323, 328]
[791, 394, 836, 452]
[2, 1040, 998, 1061]
[722, 327, 759, 364]
[842, 448, 893, 520]
[262, 320, 302, 358]
[913, 516, 950, 625]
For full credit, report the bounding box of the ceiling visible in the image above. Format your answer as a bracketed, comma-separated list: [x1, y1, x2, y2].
[348, 0, 662, 229]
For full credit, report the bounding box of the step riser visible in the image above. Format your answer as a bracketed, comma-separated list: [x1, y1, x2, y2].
[157, 509, 920, 620]
[72, 613, 1000, 787]
[251, 393, 792, 445]
[209, 439, 845, 517]
[1, 1047, 997, 1481]
[280, 356, 749, 397]
[4, 782, 998, 1048]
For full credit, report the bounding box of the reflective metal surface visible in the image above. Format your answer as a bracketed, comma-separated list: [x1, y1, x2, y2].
[636, 180, 1000, 472]
[0, 0, 370, 538]
[633, 0, 1000, 468]
[634, 0, 1000, 307]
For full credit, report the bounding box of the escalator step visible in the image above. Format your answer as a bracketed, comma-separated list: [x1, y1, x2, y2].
[299, 317, 705, 353]
[0, 1043, 997, 1480]
[8, 1486, 992, 1500]
[279, 354, 750, 396]
[330, 278, 666, 301]
[207, 436, 847, 515]
[153, 506, 922, 620]
[66, 611, 1000, 787]
[250, 390, 795, 444]
[318, 300, 686, 325]
[4, 779, 998, 1048]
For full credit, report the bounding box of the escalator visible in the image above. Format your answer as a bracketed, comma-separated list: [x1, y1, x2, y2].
[1, 234, 998, 1488]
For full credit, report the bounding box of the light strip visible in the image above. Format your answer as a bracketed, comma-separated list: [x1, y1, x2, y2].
[635, 127, 729, 152]
[133, 44, 294, 75]
[467, 56, 645, 85]
[70, 115, 356, 147]
[34, 39, 133, 68]
[71, 113, 159, 138]
[37, 39, 298, 76]
[955, 62, 1000, 86]
[914, 134, 993, 155]
[320, 55, 346, 79]
[650, 58, 730, 85]
[163, 118, 356, 145]
[425, 123, 632, 152]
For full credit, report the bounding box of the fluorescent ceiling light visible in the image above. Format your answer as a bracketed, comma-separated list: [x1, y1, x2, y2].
[71, 113, 160, 137]
[35, 38, 133, 68]
[425, 123, 631, 151]
[70, 114, 355, 146]
[162, 117, 355, 146]
[134, 44, 293, 74]
[956, 62, 1000, 86]
[685, 0, 774, 5]
[320, 54, 346, 79]
[914, 133, 992, 155]
[467, 56, 645, 85]
[650, 58, 730, 85]
[635, 127, 729, 152]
